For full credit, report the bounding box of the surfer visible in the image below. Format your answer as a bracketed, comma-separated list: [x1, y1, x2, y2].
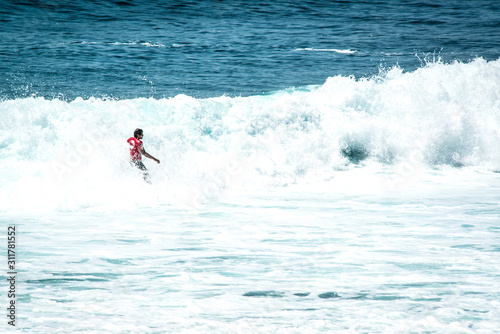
[127, 128, 160, 183]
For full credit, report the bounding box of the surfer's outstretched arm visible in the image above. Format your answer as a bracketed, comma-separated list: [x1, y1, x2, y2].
[141, 148, 160, 164]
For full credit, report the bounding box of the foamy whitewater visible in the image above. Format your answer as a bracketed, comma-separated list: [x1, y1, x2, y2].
[1, 59, 500, 333]
[1, 59, 500, 211]
[2, 0, 500, 331]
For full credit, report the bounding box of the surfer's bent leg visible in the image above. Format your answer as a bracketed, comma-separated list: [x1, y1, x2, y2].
[131, 160, 151, 183]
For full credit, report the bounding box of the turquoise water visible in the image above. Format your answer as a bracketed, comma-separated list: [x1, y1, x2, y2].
[1, 58, 500, 333]
[1, 1, 499, 99]
[3, 169, 500, 333]
[1, 1, 500, 333]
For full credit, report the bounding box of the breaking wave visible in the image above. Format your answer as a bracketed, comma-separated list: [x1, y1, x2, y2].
[1, 58, 499, 211]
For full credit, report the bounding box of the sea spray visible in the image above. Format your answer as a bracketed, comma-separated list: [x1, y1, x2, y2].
[1, 58, 499, 212]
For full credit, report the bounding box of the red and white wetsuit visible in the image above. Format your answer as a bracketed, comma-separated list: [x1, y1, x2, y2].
[127, 137, 143, 161]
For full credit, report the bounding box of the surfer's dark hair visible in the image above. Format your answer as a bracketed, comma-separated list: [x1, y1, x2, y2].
[134, 128, 143, 138]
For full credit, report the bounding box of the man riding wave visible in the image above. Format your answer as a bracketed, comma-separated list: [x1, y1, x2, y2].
[127, 128, 159, 183]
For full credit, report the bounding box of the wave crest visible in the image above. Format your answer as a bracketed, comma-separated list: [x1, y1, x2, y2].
[1, 58, 499, 211]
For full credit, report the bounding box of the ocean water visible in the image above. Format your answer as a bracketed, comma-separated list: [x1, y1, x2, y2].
[1, 0, 499, 99]
[1, 1, 500, 333]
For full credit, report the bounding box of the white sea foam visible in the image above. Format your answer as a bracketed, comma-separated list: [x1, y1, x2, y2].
[2, 60, 499, 334]
[6, 169, 500, 333]
[1, 58, 499, 212]
[295, 47, 357, 54]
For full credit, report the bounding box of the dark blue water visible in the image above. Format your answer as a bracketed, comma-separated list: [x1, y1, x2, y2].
[1, 0, 499, 100]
